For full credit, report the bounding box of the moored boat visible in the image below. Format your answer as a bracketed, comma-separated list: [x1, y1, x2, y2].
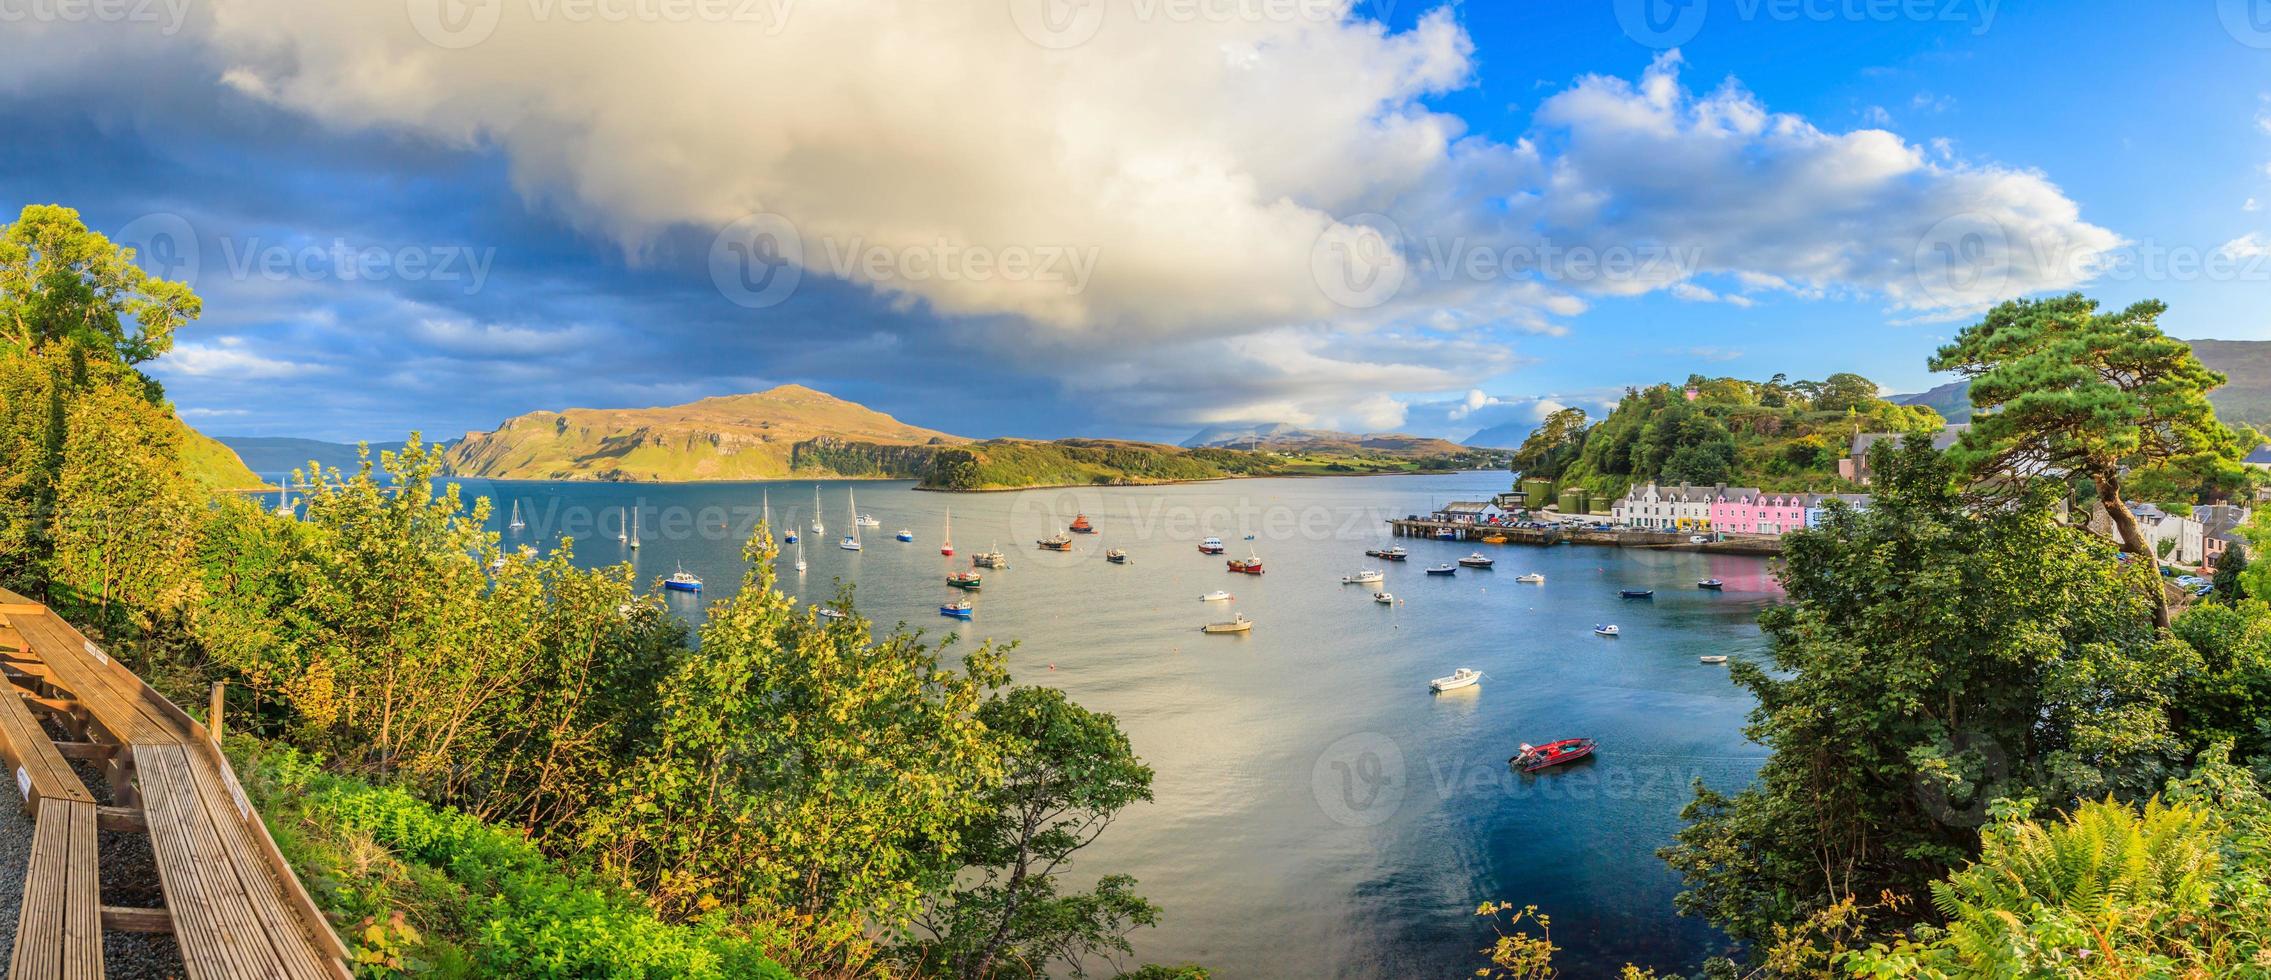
[1226, 553, 1263, 574]
[1697, 579, 1724, 590]
[939, 599, 974, 619]
[1699, 655, 1729, 664]
[1105, 549, 1129, 564]
[1342, 569, 1385, 585]
[1619, 588, 1654, 598]
[1458, 553, 1495, 568]
[896, 528, 914, 542]
[1373, 592, 1395, 604]
[941, 508, 954, 556]
[1481, 534, 1508, 544]
[1200, 614, 1253, 634]
[1511, 738, 1596, 772]
[1037, 534, 1073, 551]
[664, 566, 703, 592]
[1429, 667, 1482, 692]
[973, 546, 1009, 568]
[1069, 514, 1096, 534]
[816, 606, 845, 620]
[1198, 536, 1226, 555]
[1425, 564, 1457, 575]
[1434, 528, 1458, 540]
[1515, 572, 1545, 584]
[1199, 590, 1232, 602]
[1365, 545, 1409, 562]
[947, 570, 982, 590]
[1593, 624, 1619, 637]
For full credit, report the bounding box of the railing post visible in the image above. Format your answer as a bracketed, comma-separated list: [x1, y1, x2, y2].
[208, 681, 225, 742]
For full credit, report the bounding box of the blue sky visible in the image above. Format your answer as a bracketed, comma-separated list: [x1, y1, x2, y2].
[2, 0, 2267, 445]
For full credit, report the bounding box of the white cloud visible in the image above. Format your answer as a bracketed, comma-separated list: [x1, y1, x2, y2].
[2248, 198, 2262, 213]
[2221, 233, 2271, 260]
[1861, 105, 1894, 127]
[1447, 388, 1501, 420]
[157, 342, 324, 379]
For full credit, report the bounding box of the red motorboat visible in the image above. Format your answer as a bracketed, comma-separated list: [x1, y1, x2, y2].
[1226, 555, 1264, 574]
[1069, 513, 1097, 533]
[1511, 738, 1595, 773]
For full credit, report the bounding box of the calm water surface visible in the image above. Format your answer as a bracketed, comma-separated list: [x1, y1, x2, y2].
[471, 472, 1771, 978]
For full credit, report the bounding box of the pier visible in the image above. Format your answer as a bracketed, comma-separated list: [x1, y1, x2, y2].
[1386, 518, 1784, 556]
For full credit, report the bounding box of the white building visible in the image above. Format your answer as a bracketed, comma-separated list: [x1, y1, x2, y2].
[1611, 483, 1719, 531]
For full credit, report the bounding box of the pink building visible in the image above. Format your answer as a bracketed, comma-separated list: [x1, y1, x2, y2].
[1710, 489, 1809, 535]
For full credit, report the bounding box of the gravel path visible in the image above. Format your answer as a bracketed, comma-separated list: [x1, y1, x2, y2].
[0, 791, 30, 967]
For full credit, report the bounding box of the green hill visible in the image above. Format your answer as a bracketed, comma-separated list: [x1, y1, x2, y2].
[175, 418, 265, 490]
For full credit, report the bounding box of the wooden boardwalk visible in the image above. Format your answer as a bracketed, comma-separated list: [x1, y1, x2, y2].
[0, 588, 350, 979]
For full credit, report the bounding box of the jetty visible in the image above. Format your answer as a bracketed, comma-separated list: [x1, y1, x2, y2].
[1385, 518, 1784, 556]
[0, 587, 351, 978]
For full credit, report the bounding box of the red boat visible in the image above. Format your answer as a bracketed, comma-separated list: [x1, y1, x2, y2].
[1511, 738, 1595, 773]
[1227, 555, 1264, 574]
[1069, 514, 1097, 534]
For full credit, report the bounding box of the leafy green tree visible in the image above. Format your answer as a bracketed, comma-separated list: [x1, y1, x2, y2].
[1661, 436, 2191, 948]
[2214, 540, 2249, 602]
[1509, 408, 1589, 481]
[45, 376, 201, 634]
[2167, 602, 2271, 764]
[1930, 294, 2246, 627]
[1810, 372, 1880, 413]
[907, 686, 1158, 978]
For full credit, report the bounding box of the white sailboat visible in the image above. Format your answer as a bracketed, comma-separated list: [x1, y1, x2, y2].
[274, 481, 292, 517]
[941, 507, 954, 556]
[840, 488, 863, 550]
[795, 537, 807, 574]
[811, 486, 825, 534]
[617, 506, 629, 543]
[761, 490, 773, 541]
[508, 499, 526, 532]
[629, 510, 641, 549]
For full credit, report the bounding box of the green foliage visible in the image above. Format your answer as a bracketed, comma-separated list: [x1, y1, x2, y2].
[1509, 408, 1589, 481]
[46, 374, 202, 632]
[0, 203, 198, 368]
[2168, 601, 2271, 764]
[1660, 436, 2191, 947]
[236, 741, 794, 979]
[2216, 541, 2250, 602]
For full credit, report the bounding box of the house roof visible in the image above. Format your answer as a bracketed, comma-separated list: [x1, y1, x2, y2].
[2246, 444, 2271, 466]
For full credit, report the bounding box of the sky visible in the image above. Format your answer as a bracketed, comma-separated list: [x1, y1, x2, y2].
[2, 0, 2268, 445]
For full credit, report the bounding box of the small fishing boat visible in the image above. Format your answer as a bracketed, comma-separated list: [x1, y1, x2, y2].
[1512, 738, 1596, 773]
[1699, 655, 1729, 664]
[1458, 553, 1495, 568]
[1037, 534, 1073, 551]
[857, 514, 880, 528]
[1619, 589, 1654, 598]
[1226, 554, 1263, 574]
[941, 508, 954, 556]
[1105, 549, 1129, 564]
[1198, 536, 1226, 555]
[1697, 579, 1724, 590]
[1425, 564, 1457, 576]
[1593, 624, 1619, 637]
[785, 529, 798, 544]
[1342, 569, 1385, 585]
[1515, 572, 1545, 584]
[664, 566, 703, 592]
[947, 570, 982, 590]
[1367, 545, 1409, 562]
[896, 529, 914, 542]
[1373, 592, 1395, 604]
[939, 600, 974, 619]
[1069, 514, 1096, 534]
[1429, 667, 1482, 693]
[816, 606, 846, 621]
[1199, 590, 1233, 602]
[1434, 528, 1458, 540]
[508, 500, 526, 532]
[1200, 614, 1253, 634]
[973, 546, 1009, 568]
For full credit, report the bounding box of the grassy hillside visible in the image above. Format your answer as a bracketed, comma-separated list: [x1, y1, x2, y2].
[443, 384, 966, 481]
[175, 418, 265, 489]
[916, 437, 1487, 490]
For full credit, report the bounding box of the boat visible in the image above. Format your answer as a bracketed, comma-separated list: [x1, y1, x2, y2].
[1425, 564, 1457, 575]
[274, 483, 293, 517]
[811, 487, 825, 534]
[795, 538, 806, 574]
[816, 606, 845, 621]
[1594, 624, 1619, 637]
[1698, 579, 1724, 590]
[1458, 553, 1495, 568]
[1200, 614, 1253, 634]
[1069, 514, 1097, 534]
[857, 513, 880, 528]
[1699, 655, 1729, 664]
[617, 507, 629, 543]
[1511, 738, 1596, 773]
[1342, 570, 1384, 585]
[1481, 534, 1508, 544]
[1619, 589, 1655, 598]
[664, 566, 702, 592]
[939, 600, 974, 619]
[1434, 528, 1458, 540]
[1429, 667, 1482, 692]
[1105, 549, 1129, 564]
[762, 491, 772, 538]
[1364, 545, 1409, 562]
[948, 570, 982, 589]
[941, 508, 954, 556]
[508, 499, 526, 532]
[896, 529, 914, 543]
[1199, 590, 1232, 602]
[629, 514, 641, 549]
[1374, 592, 1395, 604]
[973, 546, 1009, 568]
[1227, 551, 1263, 574]
[1198, 536, 1226, 555]
[1037, 534, 1073, 551]
[840, 488, 863, 551]
[1515, 572, 1545, 584]
[1242, 533, 1256, 541]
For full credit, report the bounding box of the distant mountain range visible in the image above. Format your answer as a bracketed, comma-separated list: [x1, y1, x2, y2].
[1180, 422, 1488, 457]
[1893, 338, 2271, 430]
[214, 436, 426, 481]
[1461, 422, 1532, 450]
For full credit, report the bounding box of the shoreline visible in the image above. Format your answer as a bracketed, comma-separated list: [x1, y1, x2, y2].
[425, 466, 1500, 493]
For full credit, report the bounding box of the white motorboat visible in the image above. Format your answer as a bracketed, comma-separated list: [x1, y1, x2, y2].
[1429, 667, 1482, 692]
[1457, 552, 1495, 568]
[1594, 624, 1619, 637]
[1699, 655, 1729, 664]
[1373, 592, 1395, 604]
[1342, 569, 1385, 585]
[1515, 572, 1545, 584]
[816, 606, 845, 620]
[1199, 590, 1233, 602]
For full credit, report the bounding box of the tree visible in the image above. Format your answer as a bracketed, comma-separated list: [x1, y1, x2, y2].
[907, 686, 1158, 978]
[1660, 436, 2191, 948]
[1509, 408, 1589, 481]
[2214, 540, 2249, 602]
[45, 378, 202, 634]
[1811, 373, 1880, 413]
[1930, 294, 2246, 627]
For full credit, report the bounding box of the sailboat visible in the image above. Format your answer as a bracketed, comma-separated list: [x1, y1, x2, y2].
[840, 488, 863, 551]
[795, 538, 807, 574]
[941, 508, 955, 556]
[761, 490, 773, 544]
[629, 510, 641, 550]
[274, 481, 292, 517]
[508, 499, 526, 532]
[811, 486, 825, 535]
[617, 507, 629, 543]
